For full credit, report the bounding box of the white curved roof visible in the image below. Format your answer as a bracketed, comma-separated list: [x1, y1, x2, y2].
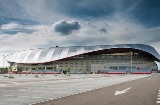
[6, 44, 160, 63]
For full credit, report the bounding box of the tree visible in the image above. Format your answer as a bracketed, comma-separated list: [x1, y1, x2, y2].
[4, 67, 9, 74]
[68, 68, 70, 73]
[8, 66, 12, 72]
[24, 67, 29, 75]
[35, 67, 39, 75]
[41, 67, 45, 75]
[79, 69, 82, 74]
[36, 67, 39, 71]
[26, 67, 29, 71]
[0, 67, 8, 74]
[53, 66, 57, 76]
[0, 68, 2, 74]
[53, 66, 57, 72]
[18, 67, 23, 74]
[86, 69, 90, 74]
[8, 66, 12, 76]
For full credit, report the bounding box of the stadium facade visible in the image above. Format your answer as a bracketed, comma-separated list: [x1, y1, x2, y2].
[6, 44, 160, 74]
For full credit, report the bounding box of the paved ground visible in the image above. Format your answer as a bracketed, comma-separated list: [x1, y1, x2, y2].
[35, 74, 160, 105]
[0, 74, 152, 105]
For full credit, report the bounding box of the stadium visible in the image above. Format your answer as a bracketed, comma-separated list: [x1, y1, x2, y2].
[6, 44, 160, 74]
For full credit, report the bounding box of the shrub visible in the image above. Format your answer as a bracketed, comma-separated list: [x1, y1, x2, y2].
[67, 74, 70, 76]
[35, 75, 38, 77]
[8, 75, 14, 78]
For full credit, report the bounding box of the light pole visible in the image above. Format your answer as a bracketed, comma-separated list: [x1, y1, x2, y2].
[3, 55, 6, 70]
[41, 63, 42, 70]
[131, 51, 132, 71]
[2, 55, 9, 74]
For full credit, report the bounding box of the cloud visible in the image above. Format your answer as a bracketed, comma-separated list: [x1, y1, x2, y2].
[1, 22, 36, 34]
[99, 28, 107, 33]
[45, 0, 115, 18]
[0, 18, 38, 26]
[53, 20, 81, 35]
[1, 0, 160, 28]
[1, 22, 19, 30]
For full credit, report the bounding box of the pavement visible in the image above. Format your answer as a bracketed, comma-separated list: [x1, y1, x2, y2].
[35, 74, 160, 105]
[0, 74, 154, 105]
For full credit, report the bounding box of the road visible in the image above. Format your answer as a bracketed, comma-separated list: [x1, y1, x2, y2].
[35, 75, 160, 105]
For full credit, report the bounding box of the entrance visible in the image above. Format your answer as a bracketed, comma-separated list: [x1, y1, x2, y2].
[126, 70, 131, 74]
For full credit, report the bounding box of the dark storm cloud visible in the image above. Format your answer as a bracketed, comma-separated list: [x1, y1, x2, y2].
[1, 0, 160, 28]
[45, 0, 160, 27]
[143, 29, 160, 43]
[0, 0, 38, 26]
[53, 20, 81, 35]
[46, 0, 115, 18]
[119, 0, 160, 28]
[99, 28, 107, 33]
[0, 0, 31, 19]
[0, 0, 23, 18]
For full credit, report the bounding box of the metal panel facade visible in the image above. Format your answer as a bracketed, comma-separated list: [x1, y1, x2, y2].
[51, 47, 62, 61]
[6, 44, 160, 63]
[38, 48, 49, 63]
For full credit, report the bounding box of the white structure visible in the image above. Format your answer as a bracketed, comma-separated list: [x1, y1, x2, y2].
[6, 44, 160, 74]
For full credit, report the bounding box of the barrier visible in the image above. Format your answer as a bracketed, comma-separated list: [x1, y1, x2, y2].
[107, 70, 126, 74]
[130, 69, 152, 74]
[106, 69, 152, 74]
[45, 70, 59, 74]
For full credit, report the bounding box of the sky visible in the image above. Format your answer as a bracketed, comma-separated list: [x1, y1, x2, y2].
[0, 0, 160, 69]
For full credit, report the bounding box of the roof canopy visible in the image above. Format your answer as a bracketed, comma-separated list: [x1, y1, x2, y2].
[6, 44, 160, 64]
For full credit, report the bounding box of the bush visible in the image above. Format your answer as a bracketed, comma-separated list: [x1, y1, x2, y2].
[8, 75, 14, 78]
[3, 75, 8, 77]
[35, 75, 38, 77]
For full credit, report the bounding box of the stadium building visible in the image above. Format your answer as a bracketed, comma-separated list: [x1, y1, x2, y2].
[6, 44, 160, 74]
